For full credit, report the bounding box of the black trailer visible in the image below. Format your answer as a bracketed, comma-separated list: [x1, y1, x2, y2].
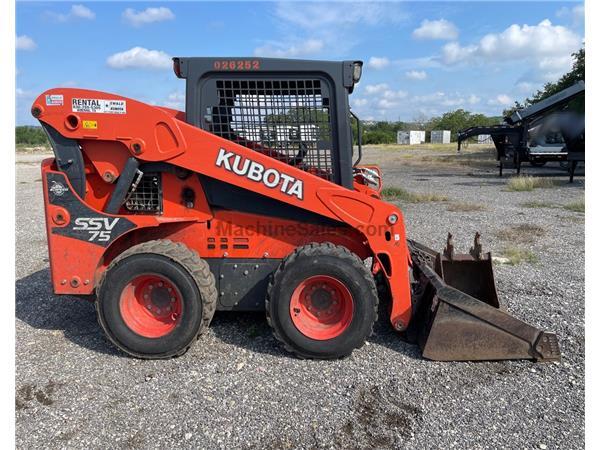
[457, 81, 584, 181]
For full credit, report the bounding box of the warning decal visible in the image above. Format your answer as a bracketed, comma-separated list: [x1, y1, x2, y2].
[82, 120, 98, 129]
[46, 94, 63, 106]
[72, 98, 127, 114]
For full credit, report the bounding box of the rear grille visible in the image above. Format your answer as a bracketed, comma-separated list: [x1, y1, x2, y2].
[124, 172, 162, 214]
[204, 78, 334, 181]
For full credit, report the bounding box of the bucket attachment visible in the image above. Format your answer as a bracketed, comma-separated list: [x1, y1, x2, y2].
[407, 235, 560, 362]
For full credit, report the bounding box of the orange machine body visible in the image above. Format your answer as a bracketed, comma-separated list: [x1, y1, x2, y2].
[34, 88, 413, 331]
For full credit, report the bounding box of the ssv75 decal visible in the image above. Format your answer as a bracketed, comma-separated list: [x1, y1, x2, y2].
[215, 148, 304, 200]
[72, 218, 120, 242]
[47, 172, 136, 247]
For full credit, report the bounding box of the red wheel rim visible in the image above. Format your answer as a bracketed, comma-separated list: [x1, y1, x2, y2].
[119, 274, 183, 338]
[289, 275, 354, 340]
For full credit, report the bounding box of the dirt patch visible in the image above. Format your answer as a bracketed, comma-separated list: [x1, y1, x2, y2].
[495, 224, 546, 244]
[334, 385, 423, 447]
[447, 202, 486, 212]
[16, 380, 60, 409]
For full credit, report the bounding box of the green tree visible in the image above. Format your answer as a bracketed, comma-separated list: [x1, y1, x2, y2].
[15, 126, 49, 145]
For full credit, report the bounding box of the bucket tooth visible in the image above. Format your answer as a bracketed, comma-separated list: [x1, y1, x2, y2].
[470, 232, 483, 260]
[407, 239, 560, 362]
[443, 232, 454, 260]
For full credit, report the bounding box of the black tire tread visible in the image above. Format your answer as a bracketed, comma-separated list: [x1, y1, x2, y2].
[266, 242, 378, 359]
[96, 239, 217, 359]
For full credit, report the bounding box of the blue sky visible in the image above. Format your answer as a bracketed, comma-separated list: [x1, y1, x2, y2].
[16, 1, 584, 125]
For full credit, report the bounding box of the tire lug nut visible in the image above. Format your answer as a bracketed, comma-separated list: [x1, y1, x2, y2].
[158, 282, 163, 287]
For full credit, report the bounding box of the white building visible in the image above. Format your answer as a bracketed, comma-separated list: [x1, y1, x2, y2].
[397, 130, 426, 145]
[431, 130, 451, 144]
[477, 134, 493, 144]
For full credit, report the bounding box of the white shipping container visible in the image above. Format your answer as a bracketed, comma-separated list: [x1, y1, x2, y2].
[477, 134, 493, 144]
[397, 130, 425, 145]
[431, 130, 451, 144]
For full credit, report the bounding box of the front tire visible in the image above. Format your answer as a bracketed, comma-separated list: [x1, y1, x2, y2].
[266, 243, 378, 359]
[96, 240, 217, 359]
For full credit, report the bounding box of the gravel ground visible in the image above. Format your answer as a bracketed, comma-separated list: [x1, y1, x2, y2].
[16, 147, 584, 449]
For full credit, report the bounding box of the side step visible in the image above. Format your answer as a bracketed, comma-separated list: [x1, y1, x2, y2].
[407, 236, 560, 362]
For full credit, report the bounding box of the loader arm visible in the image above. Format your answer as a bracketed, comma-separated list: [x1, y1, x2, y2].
[32, 88, 413, 331]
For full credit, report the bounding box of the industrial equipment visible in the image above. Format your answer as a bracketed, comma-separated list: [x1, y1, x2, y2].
[32, 57, 560, 361]
[457, 81, 584, 181]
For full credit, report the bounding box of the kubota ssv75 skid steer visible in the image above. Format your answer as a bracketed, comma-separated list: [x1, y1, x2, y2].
[32, 57, 560, 361]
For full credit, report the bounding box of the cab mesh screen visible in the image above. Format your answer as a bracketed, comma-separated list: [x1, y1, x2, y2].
[205, 79, 334, 181]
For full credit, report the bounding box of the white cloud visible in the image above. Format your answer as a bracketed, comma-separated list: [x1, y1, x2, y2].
[107, 47, 172, 70]
[274, 2, 407, 30]
[413, 19, 458, 40]
[16, 88, 34, 99]
[254, 39, 324, 58]
[71, 4, 95, 19]
[367, 57, 390, 70]
[364, 83, 389, 95]
[163, 91, 185, 110]
[123, 7, 175, 27]
[16, 35, 36, 51]
[516, 81, 538, 93]
[488, 94, 513, 106]
[48, 4, 95, 22]
[354, 88, 490, 120]
[441, 19, 581, 76]
[405, 70, 427, 80]
[467, 94, 481, 105]
[352, 98, 369, 107]
[377, 89, 408, 109]
[557, 4, 584, 24]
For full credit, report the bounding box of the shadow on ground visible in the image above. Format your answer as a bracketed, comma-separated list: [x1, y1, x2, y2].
[15, 268, 120, 356]
[16, 269, 420, 360]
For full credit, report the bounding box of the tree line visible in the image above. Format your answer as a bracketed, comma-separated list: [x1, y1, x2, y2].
[15, 126, 49, 145]
[355, 111, 502, 145]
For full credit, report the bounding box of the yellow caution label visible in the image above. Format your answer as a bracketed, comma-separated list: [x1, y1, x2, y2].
[82, 120, 98, 129]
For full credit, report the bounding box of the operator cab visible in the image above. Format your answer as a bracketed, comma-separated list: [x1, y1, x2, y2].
[173, 57, 363, 189]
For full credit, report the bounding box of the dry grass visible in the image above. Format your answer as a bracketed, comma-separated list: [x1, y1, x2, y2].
[506, 176, 559, 192]
[564, 199, 585, 213]
[447, 202, 486, 212]
[495, 224, 546, 244]
[500, 246, 539, 265]
[381, 186, 448, 203]
[521, 201, 556, 209]
[16, 144, 51, 153]
[362, 144, 497, 169]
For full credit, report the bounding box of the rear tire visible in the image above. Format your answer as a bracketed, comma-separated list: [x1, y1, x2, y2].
[96, 240, 217, 359]
[266, 243, 378, 359]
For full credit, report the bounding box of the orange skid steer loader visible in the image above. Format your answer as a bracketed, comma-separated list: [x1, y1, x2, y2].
[32, 57, 560, 361]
